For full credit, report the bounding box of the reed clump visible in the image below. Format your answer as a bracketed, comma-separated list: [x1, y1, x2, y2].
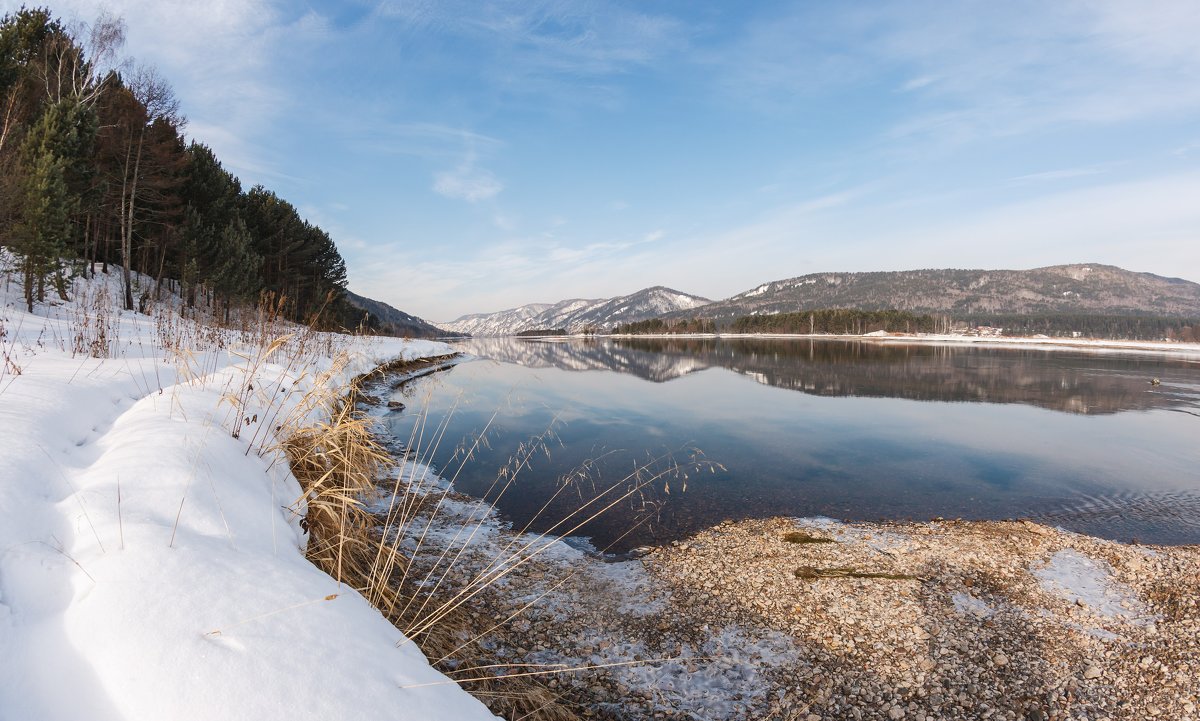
[278, 362, 579, 720]
[282, 391, 391, 584]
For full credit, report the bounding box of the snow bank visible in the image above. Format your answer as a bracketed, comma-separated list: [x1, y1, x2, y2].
[0, 268, 496, 721]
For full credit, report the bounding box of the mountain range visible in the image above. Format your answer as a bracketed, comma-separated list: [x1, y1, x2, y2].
[675, 264, 1200, 321]
[437, 286, 711, 336]
[431, 264, 1200, 336]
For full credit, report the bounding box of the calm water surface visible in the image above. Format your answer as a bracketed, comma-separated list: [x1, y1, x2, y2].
[383, 337, 1200, 552]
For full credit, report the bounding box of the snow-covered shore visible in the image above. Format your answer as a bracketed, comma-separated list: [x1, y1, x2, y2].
[0, 270, 496, 721]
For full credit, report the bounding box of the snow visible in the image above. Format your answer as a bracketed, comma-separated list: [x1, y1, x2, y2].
[525, 625, 801, 720]
[952, 592, 995, 619]
[1031, 549, 1153, 623]
[0, 265, 496, 721]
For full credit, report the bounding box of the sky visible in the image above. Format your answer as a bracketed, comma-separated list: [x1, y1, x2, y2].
[9, 0, 1200, 320]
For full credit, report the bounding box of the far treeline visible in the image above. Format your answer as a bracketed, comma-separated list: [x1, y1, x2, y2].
[615, 310, 931, 336]
[616, 310, 1200, 341]
[957, 314, 1200, 342]
[0, 8, 361, 327]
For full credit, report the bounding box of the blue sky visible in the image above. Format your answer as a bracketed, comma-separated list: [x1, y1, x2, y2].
[14, 0, 1200, 320]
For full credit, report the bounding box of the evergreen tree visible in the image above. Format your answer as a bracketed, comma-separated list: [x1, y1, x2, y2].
[11, 98, 95, 309]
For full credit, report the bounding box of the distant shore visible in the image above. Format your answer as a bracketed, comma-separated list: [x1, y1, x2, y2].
[505, 331, 1200, 357]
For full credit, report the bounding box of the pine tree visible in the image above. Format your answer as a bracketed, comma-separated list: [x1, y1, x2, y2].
[12, 99, 94, 310]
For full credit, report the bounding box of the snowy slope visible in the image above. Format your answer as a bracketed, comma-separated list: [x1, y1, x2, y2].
[0, 267, 496, 721]
[438, 286, 710, 336]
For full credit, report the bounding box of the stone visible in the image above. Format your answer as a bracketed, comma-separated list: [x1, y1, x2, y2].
[993, 653, 1009, 667]
[1083, 665, 1102, 680]
[888, 705, 906, 720]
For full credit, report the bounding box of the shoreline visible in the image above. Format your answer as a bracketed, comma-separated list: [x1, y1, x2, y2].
[424, 504, 1200, 720]
[370, 362, 1199, 720]
[371, 336, 1200, 719]
[500, 332, 1200, 358]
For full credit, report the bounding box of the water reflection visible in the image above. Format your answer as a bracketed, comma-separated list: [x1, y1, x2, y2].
[457, 336, 1200, 415]
[386, 337, 1200, 550]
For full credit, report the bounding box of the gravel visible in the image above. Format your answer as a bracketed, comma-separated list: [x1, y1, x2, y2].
[397, 494, 1199, 720]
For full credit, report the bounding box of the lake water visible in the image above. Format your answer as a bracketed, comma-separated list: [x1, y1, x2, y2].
[382, 337, 1200, 552]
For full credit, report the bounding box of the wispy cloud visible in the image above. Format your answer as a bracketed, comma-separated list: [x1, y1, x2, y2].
[712, 1, 1200, 144]
[898, 75, 937, 92]
[1172, 141, 1200, 157]
[353, 122, 504, 159]
[352, 221, 681, 317]
[372, 0, 688, 107]
[433, 161, 503, 202]
[881, 171, 1200, 272]
[686, 171, 1200, 289]
[1009, 167, 1107, 184]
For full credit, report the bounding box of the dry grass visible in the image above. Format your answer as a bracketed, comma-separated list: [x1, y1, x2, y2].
[269, 349, 729, 720]
[0, 313, 21, 386]
[274, 358, 586, 720]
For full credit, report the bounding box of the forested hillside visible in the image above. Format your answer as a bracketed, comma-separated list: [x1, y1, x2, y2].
[686, 265, 1200, 321]
[344, 290, 463, 339]
[0, 8, 358, 327]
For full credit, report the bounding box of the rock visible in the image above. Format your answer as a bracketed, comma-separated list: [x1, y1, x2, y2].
[993, 653, 1009, 667]
[888, 705, 906, 720]
[1021, 521, 1050, 536]
[1083, 665, 1102, 680]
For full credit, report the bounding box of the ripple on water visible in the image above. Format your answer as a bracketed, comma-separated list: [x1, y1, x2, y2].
[1030, 490, 1200, 544]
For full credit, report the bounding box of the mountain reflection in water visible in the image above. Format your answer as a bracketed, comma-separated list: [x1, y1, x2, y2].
[459, 336, 1200, 415]
[383, 337, 1200, 550]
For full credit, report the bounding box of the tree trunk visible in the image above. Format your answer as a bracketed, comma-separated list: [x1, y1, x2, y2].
[119, 127, 145, 312]
[154, 237, 167, 300]
[54, 268, 69, 301]
[84, 213, 93, 279]
[23, 256, 34, 312]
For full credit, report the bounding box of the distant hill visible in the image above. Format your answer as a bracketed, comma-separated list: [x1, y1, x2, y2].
[677, 264, 1200, 321]
[344, 291, 465, 339]
[438, 286, 711, 336]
